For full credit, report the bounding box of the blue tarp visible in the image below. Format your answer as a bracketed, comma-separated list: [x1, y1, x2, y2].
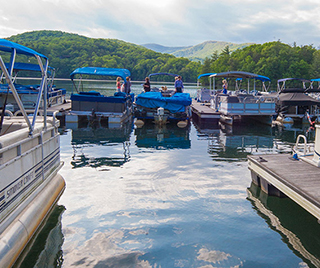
[0, 39, 47, 59]
[70, 67, 131, 81]
[0, 83, 66, 95]
[135, 92, 192, 113]
[0, 84, 38, 94]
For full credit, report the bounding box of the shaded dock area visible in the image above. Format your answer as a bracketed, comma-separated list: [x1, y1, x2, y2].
[248, 153, 320, 220]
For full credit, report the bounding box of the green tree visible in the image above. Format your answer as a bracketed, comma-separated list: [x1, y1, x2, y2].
[7, 30, 199, 82]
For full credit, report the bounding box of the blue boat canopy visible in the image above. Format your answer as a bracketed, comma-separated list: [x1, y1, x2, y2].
[210, 71, 271, 82]
[70, 67, 131, 81]
[197, 73, 216, 80]
[0, 39, 47, 59]
[277, 78, 312, 93]
[4, 62, 53, 74]
[278, 78, 311, 83]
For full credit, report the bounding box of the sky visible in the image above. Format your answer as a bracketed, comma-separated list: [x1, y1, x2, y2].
[1, 0, 320, 48]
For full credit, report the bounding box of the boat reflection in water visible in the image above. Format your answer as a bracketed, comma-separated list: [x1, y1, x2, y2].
[134, 122, 191, 150]
[247, 183, 320, 268]
[14, 205, 65, 268]
[192, 113, 220, 137]
[219, 124, 275, 158]
[193, 117, 275, 161]
[71, 120, 133, 169]
[273, 123, 316, 144]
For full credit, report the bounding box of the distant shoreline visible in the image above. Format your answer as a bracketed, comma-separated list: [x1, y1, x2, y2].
[15, 77, 197, 85]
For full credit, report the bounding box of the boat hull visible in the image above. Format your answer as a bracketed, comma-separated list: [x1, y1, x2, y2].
[68, 92, 134, 128]
[134, 105, 191, 126]
[0, 116, 65, 267]
[0, 172, 65, 268]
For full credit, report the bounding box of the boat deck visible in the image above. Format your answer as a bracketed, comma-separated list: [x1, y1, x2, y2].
[191, 100, 220, 120]
[248, 153, 320, 220]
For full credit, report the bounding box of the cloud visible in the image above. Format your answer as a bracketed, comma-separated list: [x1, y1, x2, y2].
[1, 0, 320, 47]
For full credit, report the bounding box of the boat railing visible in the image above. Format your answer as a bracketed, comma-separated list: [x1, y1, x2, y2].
[293, 134, 314, 157]
[0, 110, 13, 118]
[0, 120, 58, 164]
[47, 88, 66, 106]
[241, 96, 256, 103]
[256, 95, 278, 103]
[13, 109, 43, 116]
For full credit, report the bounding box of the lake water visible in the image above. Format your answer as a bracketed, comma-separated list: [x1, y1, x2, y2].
[16, 80, 320, 268]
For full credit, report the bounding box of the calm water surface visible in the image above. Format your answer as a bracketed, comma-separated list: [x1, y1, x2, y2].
[17, 80, 320, 268]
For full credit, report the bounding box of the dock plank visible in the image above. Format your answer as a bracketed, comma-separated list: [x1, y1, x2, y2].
[248, 154, 320, 219]
[46, 101, 71, 113]
[191, 100, 220, 120]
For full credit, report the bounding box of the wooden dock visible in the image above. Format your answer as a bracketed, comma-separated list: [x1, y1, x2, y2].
[46, 101, 71, 126]
[46, 101, 71, 115]
[248, 153, 320, 220]
[191, 100, 220, 121]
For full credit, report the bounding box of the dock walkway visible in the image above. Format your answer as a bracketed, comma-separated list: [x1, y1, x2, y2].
[191, 100, 220, 121]
[46, 101, 71, 115]
[248, 154, 320, 220]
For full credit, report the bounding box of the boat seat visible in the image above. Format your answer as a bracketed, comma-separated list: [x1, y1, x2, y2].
[226, 96, 239, 103]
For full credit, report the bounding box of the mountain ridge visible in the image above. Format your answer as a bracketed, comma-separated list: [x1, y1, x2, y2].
[141, 41, 254, 62]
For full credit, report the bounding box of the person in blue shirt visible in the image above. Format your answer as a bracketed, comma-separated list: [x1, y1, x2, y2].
[174, 75, 184, 93]
[122, 76, 131, 94]
[222, 79, 228, 94]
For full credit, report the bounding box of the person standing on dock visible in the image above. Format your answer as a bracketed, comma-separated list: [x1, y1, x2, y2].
[122, 76, 131, 94]
[116, 77, 122, 92]
[175, 75, 184, 93]
[222, 79, 228, 94]
[143, 77, 151, 92]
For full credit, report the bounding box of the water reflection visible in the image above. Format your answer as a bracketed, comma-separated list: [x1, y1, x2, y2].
[54, 113, 320, 267]
[273, 123, 316, 144]
[62, 231, 150, 267]
[247, 183, 320, 268]
[219, 124, 275, 158]
[15, 205, 65, 268]
[71, 120, 133, 168]
[193, 119, 276, 161]
[134, 122, 191, 150]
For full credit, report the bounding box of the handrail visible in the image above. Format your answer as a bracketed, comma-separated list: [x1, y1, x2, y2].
[0, 125, 56, 155]
[0, 110, 13, 118]
[294, 134, 308, 156]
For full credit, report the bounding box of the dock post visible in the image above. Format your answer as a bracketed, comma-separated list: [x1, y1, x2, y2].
[250, 170, 260, 186]
[259, 176, 287, 198]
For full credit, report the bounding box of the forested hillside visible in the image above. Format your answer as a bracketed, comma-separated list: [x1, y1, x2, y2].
[7, 30, 201, 82]
[4, 30, 320, 87]
[199, 42, 320, 87]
